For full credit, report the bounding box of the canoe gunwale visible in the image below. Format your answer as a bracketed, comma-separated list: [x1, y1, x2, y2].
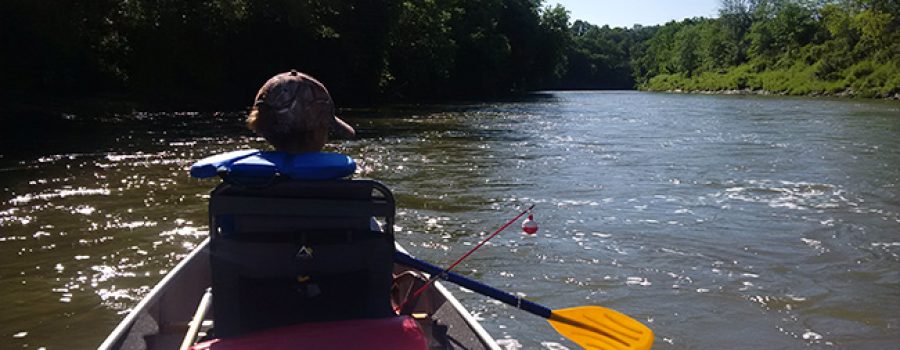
[432, 278, 501, 350]
[394, 245, 500, 350]
[98, 238, 212, 350]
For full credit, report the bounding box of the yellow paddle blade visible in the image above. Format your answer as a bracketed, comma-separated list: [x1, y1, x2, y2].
[547, 306, 654, 350]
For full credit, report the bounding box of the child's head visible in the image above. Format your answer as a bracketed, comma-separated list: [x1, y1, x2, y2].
[247, 70, 354, 152]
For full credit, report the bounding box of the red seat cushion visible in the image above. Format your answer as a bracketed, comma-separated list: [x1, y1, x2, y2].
[191, 316, 426, 350]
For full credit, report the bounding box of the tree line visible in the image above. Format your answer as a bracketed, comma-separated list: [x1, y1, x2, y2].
[586, 0, 898, 98]
[1, 0, 897, 109]
[1, 0, 568, 107]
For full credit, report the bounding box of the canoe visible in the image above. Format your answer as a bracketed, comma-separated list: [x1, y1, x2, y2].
[98, 238, 500, 350]
[100, 152, 498, 349]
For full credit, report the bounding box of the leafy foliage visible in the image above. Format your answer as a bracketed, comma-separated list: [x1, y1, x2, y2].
[637, 0, 899, 98]
[2, 0, 896, 106]
[1, 0, 571, 105]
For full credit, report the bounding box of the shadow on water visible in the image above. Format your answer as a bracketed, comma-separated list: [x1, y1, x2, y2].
[0, 109, 251, 168]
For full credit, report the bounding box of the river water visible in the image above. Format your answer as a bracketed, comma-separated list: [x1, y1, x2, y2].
[1, 92, 898, 349]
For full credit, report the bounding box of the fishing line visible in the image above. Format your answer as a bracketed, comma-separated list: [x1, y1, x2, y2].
[395, 204, 535, 313]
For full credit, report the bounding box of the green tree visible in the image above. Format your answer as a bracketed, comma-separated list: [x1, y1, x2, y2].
[698, 20, 731, 71]
[718, 0, 757, 64]
[673, 22, 702, 76]
[534, 4, 572, 87]
[0, 0, 125, 97]
[384, 0, 457, 98]
[562, 21, 638, 89]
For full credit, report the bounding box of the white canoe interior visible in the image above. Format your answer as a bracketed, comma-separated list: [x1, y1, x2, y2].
[99, 238, 500, 350]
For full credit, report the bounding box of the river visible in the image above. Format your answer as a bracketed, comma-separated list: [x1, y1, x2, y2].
[1, 91, 898, 349]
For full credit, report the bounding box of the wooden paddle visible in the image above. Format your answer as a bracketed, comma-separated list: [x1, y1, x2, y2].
[395, 251, 654, 350]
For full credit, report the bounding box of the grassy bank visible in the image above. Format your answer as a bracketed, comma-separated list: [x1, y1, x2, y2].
[644, 59, 900, 99]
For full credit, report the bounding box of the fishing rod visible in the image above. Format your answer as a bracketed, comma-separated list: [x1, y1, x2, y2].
[395, 204, 535, 312]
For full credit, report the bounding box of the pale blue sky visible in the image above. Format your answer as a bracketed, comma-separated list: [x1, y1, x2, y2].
[549, 0, 721, 28]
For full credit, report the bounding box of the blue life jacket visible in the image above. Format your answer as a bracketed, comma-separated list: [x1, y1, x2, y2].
[190, 150, 356, 183]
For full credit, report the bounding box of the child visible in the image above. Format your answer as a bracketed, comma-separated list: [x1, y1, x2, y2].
[247, 70, 355, 153]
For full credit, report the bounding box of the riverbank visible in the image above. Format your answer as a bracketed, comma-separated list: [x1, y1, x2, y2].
[643, 60, 900, 100]
[646, 87, 900, 100]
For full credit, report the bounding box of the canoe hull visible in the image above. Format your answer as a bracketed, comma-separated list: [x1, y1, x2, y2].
[99, 239, 499, 350]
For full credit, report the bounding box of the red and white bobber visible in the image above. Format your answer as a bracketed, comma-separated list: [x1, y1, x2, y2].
[522, 214, 538, 235]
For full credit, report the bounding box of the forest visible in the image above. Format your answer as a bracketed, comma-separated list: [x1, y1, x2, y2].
[633, 0, 900, 98]
[0, 0, 569, 107]
[1, 0, 897, 109]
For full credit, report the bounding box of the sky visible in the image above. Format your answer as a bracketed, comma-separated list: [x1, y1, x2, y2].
[549, 0, 721, 28]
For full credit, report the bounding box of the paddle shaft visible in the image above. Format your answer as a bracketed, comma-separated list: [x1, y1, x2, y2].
[394, 251, 551, 318]
[395, 252, 648, 349]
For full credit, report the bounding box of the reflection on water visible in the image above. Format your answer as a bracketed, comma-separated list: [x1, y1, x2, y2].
[1, 92, 899, 349]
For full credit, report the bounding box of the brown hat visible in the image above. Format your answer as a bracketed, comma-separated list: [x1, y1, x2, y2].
[249, 70, 355, 142]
